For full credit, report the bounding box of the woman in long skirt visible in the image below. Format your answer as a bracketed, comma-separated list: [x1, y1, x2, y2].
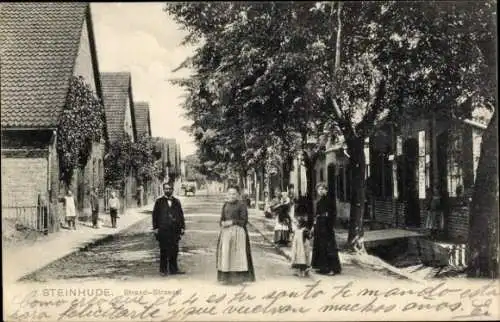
[311, 182, 342, 275]
[216, 186, 256, 284]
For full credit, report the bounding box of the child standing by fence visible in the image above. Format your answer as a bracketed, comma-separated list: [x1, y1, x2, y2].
[290, 216, 312, 277]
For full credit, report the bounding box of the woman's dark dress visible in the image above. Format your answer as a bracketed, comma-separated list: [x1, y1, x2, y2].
[311, 196, 342, 274]
[274, 203, 291, 245]
[216, 200, 256, 284]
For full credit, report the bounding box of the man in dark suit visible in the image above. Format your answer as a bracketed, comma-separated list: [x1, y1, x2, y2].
[152, 182, 185, 275]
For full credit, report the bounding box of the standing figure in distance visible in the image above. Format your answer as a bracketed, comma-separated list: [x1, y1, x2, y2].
[311, 182, 342, 275]
[273, 190, 292, 246]
[216, 185, 256, 284]
[108, 191, 120, 228]
[137, 184, 144, 207]
[152, 182, 186, 276]
[90, 187, 100, 229]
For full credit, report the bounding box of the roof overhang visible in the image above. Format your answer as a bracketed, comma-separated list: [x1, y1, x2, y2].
[1, 127, 57, 131]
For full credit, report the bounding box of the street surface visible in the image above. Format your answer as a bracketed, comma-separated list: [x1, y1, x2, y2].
[20, 193, 402, 283]
[21, 194, 301, 283]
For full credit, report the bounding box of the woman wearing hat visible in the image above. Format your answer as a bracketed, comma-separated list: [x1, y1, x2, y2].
[311, 182, 342, 275]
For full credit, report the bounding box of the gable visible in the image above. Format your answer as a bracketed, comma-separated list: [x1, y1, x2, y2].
[73, 18, 97, 92]
[134, 102, 152, 138]
[101, 72, 136, 142]
[124, 95, 135, 141]
[0, 3, 89, 128]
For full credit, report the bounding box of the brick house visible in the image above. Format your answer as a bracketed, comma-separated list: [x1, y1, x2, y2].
[1, 3, 107, 231]
[100, 72, 138, 209]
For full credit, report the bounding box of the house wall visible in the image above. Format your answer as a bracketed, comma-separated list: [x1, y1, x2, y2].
[77, 140, 106, 218]
[1, 131, 52, 208]
[368, 118, 482, 241]
[48, 132, 62, 231]
[1, 153, 49, 209]
[126, 171, 138, 208]
[289, 157, 307, 198]
[445, 122, 484, 242]
[315, 156, 326, 186]
[124, 96, 134, 141]
[69, 15, 106, 217]
[0, 130, 60, 231]
[324, 148, 351, 221]
[73, 18, 97, 92]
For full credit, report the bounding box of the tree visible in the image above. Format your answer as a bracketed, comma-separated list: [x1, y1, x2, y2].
[459, 0, 497, 278]
[370, 1, 497, 273]
[467, 109, 498, 278]
[104, 134, 133, 189]
[57, 76, 104, 188]
[167, 1, 497, 254]
[303, 1, 497, 251]
[167, 2, 330, 201]
[184, 153, 208, 184]
[131, 134, 157, 185]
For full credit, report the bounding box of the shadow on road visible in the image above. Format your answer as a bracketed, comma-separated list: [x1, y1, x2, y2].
[19, 227, 222, 282]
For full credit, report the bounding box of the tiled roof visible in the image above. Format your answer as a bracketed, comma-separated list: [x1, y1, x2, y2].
[134, 102, 152, 138]
[101, 72, 137, 142]
[0, 2, 88, 128]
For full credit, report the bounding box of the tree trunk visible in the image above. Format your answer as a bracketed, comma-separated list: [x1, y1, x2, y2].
[239, 169, 247, 190]
[467, 109, 498, 278]
[346, 136, 367, 253]
[282, 155, 294, 190]
[303, 151, 317, 228]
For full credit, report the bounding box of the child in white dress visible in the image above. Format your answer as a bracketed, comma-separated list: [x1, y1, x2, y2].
[290, 216, 311, 277]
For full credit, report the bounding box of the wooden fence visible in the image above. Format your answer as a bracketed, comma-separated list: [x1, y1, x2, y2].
[2, 193, 55, 234]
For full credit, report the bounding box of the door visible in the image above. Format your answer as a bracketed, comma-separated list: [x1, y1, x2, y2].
[403, 138, 420, 227]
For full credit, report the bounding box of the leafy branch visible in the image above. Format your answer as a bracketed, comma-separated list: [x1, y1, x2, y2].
[57, 76, 104, 188]
[104, 134, 159, 189]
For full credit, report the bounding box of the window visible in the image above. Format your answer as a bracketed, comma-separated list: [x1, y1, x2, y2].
[383, 151, 393, 199]
[337, 167, 345, 202]
[395, 135, 403, 200]
[369, 145, 393, 199]
[319, 168, 324, 182]
[447, 130, 463, 197]
[418, 130, 427, 199]
[335, 164, 354, 202]
[365, 138, 370, 179]
[425, 129, 431, 192]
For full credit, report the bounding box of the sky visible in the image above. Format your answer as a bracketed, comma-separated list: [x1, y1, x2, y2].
[90, 3, 198, 157]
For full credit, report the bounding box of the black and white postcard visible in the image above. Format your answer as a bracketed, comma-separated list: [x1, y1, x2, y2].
[1, 2, 498, 321]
